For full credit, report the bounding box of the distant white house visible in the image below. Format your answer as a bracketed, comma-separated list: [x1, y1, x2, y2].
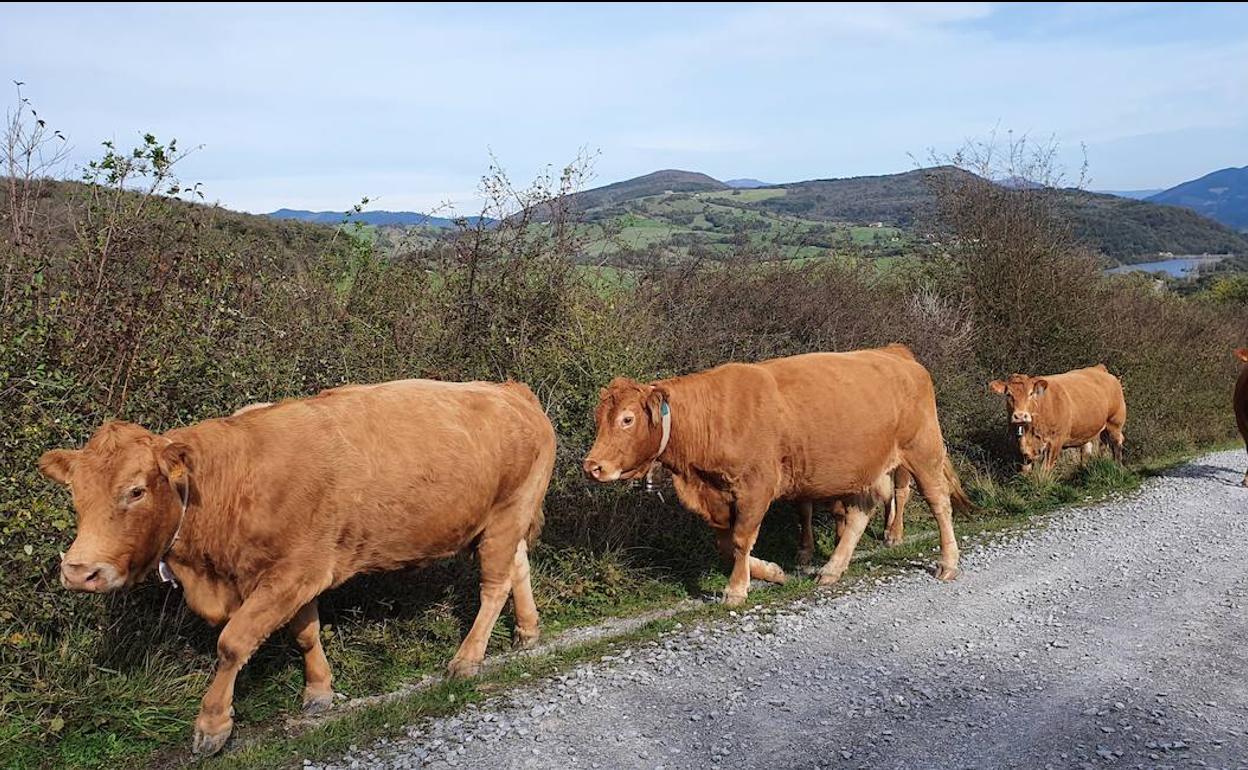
[868, 221, 884, 228]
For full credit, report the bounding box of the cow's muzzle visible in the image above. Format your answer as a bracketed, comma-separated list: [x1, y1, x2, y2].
[1011, 412, 1033, 424]
[582, 457, 621, 482]
[61, 559, 123, 592]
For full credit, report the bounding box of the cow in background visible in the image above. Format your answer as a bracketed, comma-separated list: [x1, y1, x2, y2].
[989, 365, 1126, 472]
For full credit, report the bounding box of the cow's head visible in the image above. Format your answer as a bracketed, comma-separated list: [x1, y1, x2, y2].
[38, 421, 192, 593]
[988, 374, 1049, 426]
[583, 377, 668, 483]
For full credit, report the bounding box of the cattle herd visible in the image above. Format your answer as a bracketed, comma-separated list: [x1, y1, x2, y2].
[36, 344, 1248, 755]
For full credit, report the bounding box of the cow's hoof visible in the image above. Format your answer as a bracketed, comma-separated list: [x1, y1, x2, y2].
[302, 688, 334, 714]
[513, 627, 540, 650]
[446, 656, 481, 679]
[723, 591, 747, 608]
[796, 549, 813, 567]
[884, 532, 904, 548]
[934, 564, 961, 582]
[192, 717, 233, 756]
[816, 570, 843, 587]
[1241, 474, 1248, 488]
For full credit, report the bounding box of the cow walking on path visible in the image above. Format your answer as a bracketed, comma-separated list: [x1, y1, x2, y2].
[583, 345, 972, 606]
[989, 365, 1126, 472]
[39, 379, 555, 756]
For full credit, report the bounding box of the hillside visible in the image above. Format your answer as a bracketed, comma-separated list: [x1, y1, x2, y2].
[1052, 189, 1248, 260]
[558, 167, 1248, 262]
[1147, 166, 1248, 232]
[748, 167, 952, 226]
[536, 170, 728, 219]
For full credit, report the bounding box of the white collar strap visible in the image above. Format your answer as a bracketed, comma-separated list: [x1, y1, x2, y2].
[158, 484, 189, 588]
[657, 400, 672, 457]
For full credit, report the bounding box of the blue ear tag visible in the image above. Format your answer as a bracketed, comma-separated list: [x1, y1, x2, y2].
[660, 402, 670, 417]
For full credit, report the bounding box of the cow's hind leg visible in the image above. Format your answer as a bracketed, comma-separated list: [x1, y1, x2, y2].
[289, 598, 333, 713]
[831, 499, 847, 542]
[193, 570, 329, 755]
[510, 539, 540, 650]
[883, 468, 913, 548]
[796, 501, 815, 567]
[448, 519, 520, 679]
[817, 499, 869, 586]
[1103, 425, 1125, 464]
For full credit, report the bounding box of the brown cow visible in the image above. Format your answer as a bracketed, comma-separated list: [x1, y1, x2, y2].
[38, 379, 555, 755]
[1236, 348, 1248, 487]
[583, 345, 971, 606]
[988, 365, 1126, 472]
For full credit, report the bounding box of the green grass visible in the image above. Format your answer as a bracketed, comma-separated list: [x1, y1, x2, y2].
[697, 188, 788, 203]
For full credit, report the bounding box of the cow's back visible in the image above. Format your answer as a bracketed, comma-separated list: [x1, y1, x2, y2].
[756, 346, 939, 497]
[190, 379, 554, 583]
[1045, 365, 1124, 444]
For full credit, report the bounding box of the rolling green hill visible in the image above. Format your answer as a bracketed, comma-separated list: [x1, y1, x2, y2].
[554, 167, 1248, 264]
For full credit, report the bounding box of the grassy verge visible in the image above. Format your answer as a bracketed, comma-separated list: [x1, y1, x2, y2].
[117, 449, 1226, 770]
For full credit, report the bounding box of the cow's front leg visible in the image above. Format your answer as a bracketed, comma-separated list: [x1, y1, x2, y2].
[288, 598, 333, 713]
[194, 571, 328, 755]
[721, 494, 783, 607]
[1044, 440, 1063, 470]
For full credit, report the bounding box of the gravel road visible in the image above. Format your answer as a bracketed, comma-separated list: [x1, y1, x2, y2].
[311, 450, 1248, 770]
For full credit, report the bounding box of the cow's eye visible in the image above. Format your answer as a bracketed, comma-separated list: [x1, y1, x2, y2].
[127, 487, 145, 502]
[621, 414, 634, 427]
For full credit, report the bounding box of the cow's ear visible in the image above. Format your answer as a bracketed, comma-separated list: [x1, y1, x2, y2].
[1235, 348, 1248, 363]
[38, 449, 79, 485]
[157, 442, 194, 506]
[988, 380, 1007, 395]
[644, 385, 667, 425]
[1032, 379, 1048, 398]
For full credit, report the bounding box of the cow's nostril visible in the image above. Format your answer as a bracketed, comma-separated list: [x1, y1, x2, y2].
[582, 459, 602, 479]
[83, 568, 100, 584]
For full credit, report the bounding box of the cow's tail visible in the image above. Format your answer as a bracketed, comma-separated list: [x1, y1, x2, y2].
[943, 455, 975, 514]
[526, 505, 546, 547]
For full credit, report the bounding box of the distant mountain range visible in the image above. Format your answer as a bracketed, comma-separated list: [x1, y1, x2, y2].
[1146, 166, 1248, 232]
[530, 167, 1248, 261]
[1096, 189, 1164, 200]
[724, 178, 771, 189]
[267, 208, 490, 228]
[264, 164, 1248, 261]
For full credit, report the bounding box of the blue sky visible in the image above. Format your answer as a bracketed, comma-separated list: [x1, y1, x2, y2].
[2, 3, 1245, 214]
